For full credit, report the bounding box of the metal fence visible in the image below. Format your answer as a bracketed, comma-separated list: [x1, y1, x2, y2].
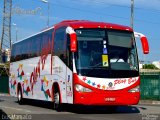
[0, 76, 9, 93]
[0, 73, 160, 101]
[140, 72, 160, 100]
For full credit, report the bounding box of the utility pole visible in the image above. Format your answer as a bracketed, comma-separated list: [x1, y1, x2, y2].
[13, 23, 18, 41]
[41, 0, 50, 27]
[130, 0, 134, 28]
[0, 0, 12, 76]
[1, 0, 12, 50]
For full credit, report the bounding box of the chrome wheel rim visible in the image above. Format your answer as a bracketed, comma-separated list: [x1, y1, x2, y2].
[54, 92, 59, 105]
[18, 90, 21, 101]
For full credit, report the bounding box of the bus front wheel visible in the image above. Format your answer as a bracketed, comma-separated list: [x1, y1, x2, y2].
[53, 88, 61, 111]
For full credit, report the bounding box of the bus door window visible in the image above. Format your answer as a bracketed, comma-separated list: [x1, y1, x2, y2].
[128, 39, 137, 70]
[67, 34, 73, 70]
[54, 27, 67, 64]
[78, 41, 90, 68]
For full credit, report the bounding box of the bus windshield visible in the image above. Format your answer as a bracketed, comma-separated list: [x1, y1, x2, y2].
[75, 29, 139, 78]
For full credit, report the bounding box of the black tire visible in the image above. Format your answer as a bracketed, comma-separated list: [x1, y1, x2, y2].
[17, 87, 23, 105]
[53, 88, 61, 111]
[108, 106, 118, 113]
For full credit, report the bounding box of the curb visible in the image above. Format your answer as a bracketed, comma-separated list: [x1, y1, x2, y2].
[1, 94, 160, 105]
[139, 100, 160, 105]
[0, 93, 10, 97]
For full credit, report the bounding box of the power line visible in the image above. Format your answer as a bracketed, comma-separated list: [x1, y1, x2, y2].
[54, 3, 129, 20]
[68, 0, 160, 14]
[11, 0, 160, 25]
[69, 0, 131, 8]
[49, 2, 160, 25]
[12, 0, 130, 21]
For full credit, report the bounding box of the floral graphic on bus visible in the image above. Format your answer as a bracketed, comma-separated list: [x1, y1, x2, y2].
[10, 74, 17, 90]
[17, 64, 24, 80]
[28, 40, 51, 96]
[81, 76, 138, 90]
[9, 74, 17, 95]
[82, 76, 113, 90]
[41, 76, 51, 99]
[22, 78, 31, 96]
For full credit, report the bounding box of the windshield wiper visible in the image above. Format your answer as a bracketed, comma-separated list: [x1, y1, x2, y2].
[86, 62, 106, 76]
[89, 62, 103, 68]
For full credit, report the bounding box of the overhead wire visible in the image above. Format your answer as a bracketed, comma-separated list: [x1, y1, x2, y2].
[12, 0, 160, 25]
[49, 1, 160, 25]
[68, 0, 160, 14]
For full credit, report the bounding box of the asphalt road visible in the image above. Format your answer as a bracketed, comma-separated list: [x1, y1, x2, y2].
[0, 95, 160, 120]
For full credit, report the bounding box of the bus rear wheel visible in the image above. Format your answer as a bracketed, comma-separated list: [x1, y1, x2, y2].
[17, 88, 23, 104]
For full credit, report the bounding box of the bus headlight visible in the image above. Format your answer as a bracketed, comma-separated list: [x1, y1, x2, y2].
[75, 84, 92, 92]
[128, 86, 140, 93]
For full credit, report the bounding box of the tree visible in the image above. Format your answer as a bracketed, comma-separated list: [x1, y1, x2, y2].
[143, 64, 159, 69]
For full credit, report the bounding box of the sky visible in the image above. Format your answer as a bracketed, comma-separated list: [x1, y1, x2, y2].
[0, 0, 160, 62]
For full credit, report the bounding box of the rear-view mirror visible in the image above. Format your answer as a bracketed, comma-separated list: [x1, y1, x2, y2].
[134, 32, 149, 54]
[66, 26, 77, 52]
[70, 33, 77, 52]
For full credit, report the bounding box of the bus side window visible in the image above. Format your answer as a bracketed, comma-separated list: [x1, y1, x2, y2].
[11, 45, 15, 62]
[54, 27, 67, 65]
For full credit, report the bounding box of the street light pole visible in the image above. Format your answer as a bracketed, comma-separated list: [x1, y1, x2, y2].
[16, 28, 18, 41]
[13, 23, 18, 41]
[41, 0, 49, 27]
[130, 0, 134, 28]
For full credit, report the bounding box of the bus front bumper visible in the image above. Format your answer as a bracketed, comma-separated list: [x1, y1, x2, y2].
[73, 91, 140, 105]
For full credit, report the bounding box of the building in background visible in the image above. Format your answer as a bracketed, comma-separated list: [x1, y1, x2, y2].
[139, 62, 143, 69]
[0, 49, 11, 63]
[139, 60, 144, 69]
[152, 61, 160, 69]
[5, 49, 11, 62]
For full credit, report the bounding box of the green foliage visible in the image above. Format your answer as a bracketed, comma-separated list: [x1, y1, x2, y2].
[0, 62, 10, 76]
[143, 64, 159, 69]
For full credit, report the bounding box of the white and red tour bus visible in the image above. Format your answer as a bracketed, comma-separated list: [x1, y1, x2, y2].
[9, 20, 149, 110]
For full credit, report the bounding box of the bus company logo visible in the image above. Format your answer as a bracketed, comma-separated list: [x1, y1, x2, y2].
[108, 82, 113, 88]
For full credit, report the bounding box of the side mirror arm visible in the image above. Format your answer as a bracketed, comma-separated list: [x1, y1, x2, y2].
[134, 32, 149, 54]
[66, 27, 77, 52]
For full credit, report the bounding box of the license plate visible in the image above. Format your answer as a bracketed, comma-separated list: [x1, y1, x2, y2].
[105, 97, 116, 102]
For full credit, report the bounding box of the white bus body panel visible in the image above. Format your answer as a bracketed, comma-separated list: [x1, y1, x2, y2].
[9, 54, 73, 104]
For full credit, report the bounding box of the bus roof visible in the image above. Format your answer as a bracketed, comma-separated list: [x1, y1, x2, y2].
[55, 20, 133, 32]
[13, 20, 133, 45]
[13, 26, 54, 45]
